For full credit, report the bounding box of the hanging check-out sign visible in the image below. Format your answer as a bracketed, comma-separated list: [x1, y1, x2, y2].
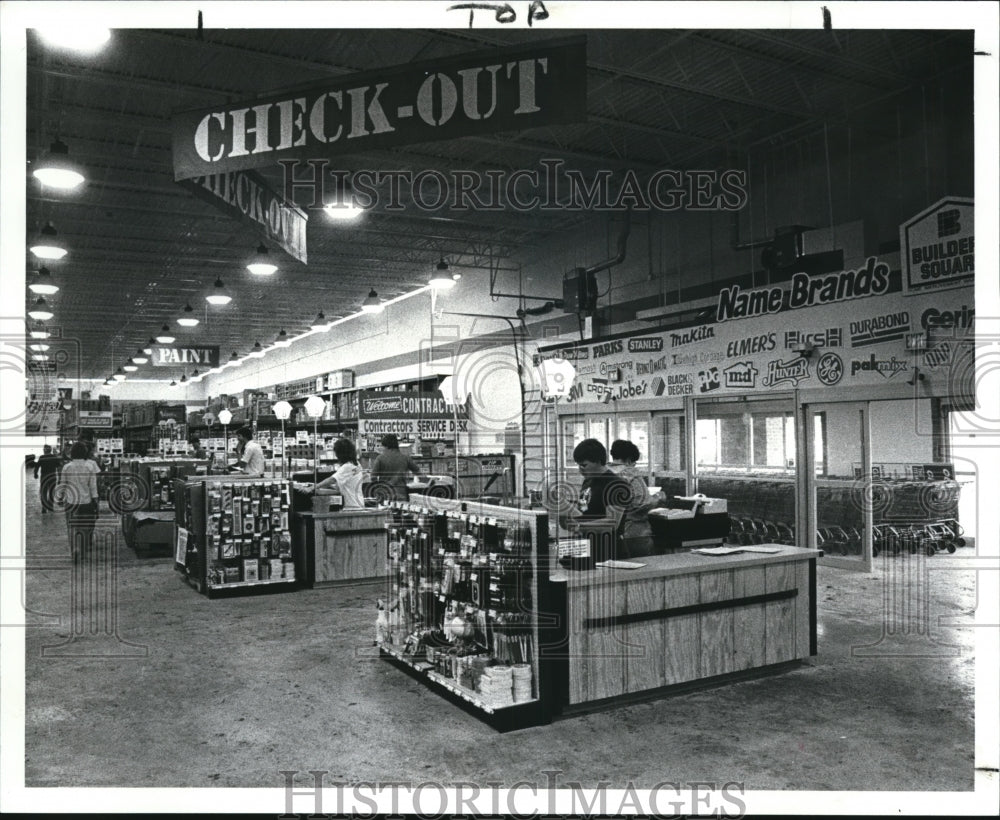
[170, 36, 587, 181]
[179, 169, 308, 264]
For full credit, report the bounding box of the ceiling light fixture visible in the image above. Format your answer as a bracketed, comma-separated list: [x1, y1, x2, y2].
[206, 277, 232, 306]
[324, 178, 365, 221]
[28, 297, 54, 321]
[227, 351, 242, 367]
[155, 324, 175, 344]
[30, 324, 50, 339]
[361, 289, 384, 314]
[29, 222, 67, 260]
[28, 267, 59, 295]
[32, 139, 86, 190]
[180, 374, 188, 384]
[29, 344, 50, 352]
[247, 243, 277, 276]
[190, 369, 201, 382]
[133, 349, 149, 365]
[144, 339, 155, 355]
[273, 329, 292, 348]
[249, 341, 266, 358]
[123, 359, 138, 372]
[35, 26, 111, 53]
[310, 311, 329, 331]
[169, 379, 178, 388]
[31, 354, 50, 362]
[429, 258, 455, 290]
[113, 368, 127, 381]
[177, 303, 199, 327]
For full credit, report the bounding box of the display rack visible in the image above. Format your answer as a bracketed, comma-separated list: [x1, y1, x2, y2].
[175, 476, 298, 597]
[378, 494, 555, 731]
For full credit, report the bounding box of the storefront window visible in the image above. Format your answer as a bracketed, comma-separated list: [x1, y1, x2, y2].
[651, 413, 686, 473]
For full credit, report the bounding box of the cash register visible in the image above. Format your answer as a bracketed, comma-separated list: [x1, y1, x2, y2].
[648, 493, 731, 552]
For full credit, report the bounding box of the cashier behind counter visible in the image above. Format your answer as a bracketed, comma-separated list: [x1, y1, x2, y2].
[561, 438, 652, 563]
[226, 427, 265, 476]
[298, 438, 365, 510]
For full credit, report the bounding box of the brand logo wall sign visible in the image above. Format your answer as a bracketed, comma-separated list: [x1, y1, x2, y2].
[761, 357, 811, 388]
[628, 337, 665, 353]
[668, 325, 714, 348]
[900, 197, 974, 295]
[816, 352, 844, 386]
[784, 329, 843, 349]
[850, 354, 909, 379]
[849, 312, 910, 347]
[723, 361, 758, 388]
[171, 37, 586, 180]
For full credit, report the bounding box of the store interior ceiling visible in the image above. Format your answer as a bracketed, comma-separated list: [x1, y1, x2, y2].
[24, 27, 972, 383]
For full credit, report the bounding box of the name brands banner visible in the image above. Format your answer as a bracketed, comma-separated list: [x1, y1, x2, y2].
[537, 258, 974, 405]
[179, 169, 308, 264]
[152, 346, 220, 368]
[900, 196, 974, 295]
[170, 37, 586, 180]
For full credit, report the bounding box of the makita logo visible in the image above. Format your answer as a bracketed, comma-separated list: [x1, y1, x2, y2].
[363, 397, 403, 414]
[850, 354, 909, 379]
[762, 358, 811, 387]
[669, 325, 714, 348]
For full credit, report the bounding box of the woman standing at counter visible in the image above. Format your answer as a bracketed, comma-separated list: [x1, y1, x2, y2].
[609, 439, 656, 558]
[312, 438, 365, 510]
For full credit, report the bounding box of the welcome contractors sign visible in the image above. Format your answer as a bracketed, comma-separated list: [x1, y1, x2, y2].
[170, 37, 586, 180]
[357, 391, 467, 440]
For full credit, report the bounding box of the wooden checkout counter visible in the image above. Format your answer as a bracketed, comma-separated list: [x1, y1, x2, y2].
[543, 544, 819, 711]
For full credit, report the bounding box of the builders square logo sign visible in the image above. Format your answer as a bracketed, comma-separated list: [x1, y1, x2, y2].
[900, 196, 974, 295]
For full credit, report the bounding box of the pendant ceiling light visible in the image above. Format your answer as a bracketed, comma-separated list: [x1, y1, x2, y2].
[32, 139, 86, 190]
[29, 324, 50, 339]
[113, 368, 127, 381]
[36, 26, 111, 53]
[28, 267, 59, 295]
[429, 258, 455, 290]
[31, 354, 51, 362]
[144, 338, 155, 355]
[190, 369, 202, 383]
[246, 243, 277, 276]
[133, 349, 149, 365]
[361, 289, 384, 314]
[273, 329, 292, 348]
[28, 297, 54, 321]
[227, 351, 242, 367]
[310, 311, 329, 331]
[155, 324, 175, 344]
[180, 374, 188, 384]
[29, 222, 67, 260]
[29, 344, 50, 352]
[249, 341, 266, 358]
[169, 379, 178, 388]
[123, 359, 138, 372]
[324, 182, 365, 221]
[206, 277, 232, 306]
[177, 303, 199, 327]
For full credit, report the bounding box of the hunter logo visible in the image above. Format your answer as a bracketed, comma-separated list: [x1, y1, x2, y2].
[669, 325, 715, 348]
[723, 361, 758, 389]
[850, 354, 909, 379]
[816, 352, 844, 386]
[849, 312, 910, 347]
[784, 328, 843, 349]
[762, 358, 811, 387]
[698, 367, 721, 393]
[628, 337, 665, 353]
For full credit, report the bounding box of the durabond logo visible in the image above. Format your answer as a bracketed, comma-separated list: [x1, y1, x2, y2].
[723, 361, 758, 388]
[849, 312, 910, 347]
[816, 352, 844, 386]
[785, 328, 843, 349]
[850, 354, 909, 379]
[762, 358, 810, 387]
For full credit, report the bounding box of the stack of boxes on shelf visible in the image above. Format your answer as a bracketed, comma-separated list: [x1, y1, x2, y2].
[205, 482, 294, 587]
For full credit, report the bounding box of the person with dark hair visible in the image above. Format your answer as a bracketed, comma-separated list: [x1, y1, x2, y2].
[56, 441, 100, 562]
[311, 438, 365, 510]
[188, 437, 207, 459]
[33, 444, 63, 514]
[233, 426, 265, 476]
[609, 439, 656, 557]
[370, 433, 425, 501]
[561, 438, 633, 562]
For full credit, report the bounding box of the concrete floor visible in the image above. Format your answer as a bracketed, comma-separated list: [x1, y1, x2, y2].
[16, 475, 980, 800]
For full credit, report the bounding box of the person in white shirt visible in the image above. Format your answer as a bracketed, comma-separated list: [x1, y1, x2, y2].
[57, 441, 100, 562]
[233, 427, 265, 477]
[312, 438, 365, 510]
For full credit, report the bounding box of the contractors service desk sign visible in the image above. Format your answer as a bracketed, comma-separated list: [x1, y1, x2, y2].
[900, 196, 974, 294]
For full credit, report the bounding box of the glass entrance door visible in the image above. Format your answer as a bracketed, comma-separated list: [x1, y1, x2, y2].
[804, 401, 873, 571]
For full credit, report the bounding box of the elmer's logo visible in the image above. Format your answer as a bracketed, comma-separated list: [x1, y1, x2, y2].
[723, 361, 758, 388]
[761, 358, 810, 387]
